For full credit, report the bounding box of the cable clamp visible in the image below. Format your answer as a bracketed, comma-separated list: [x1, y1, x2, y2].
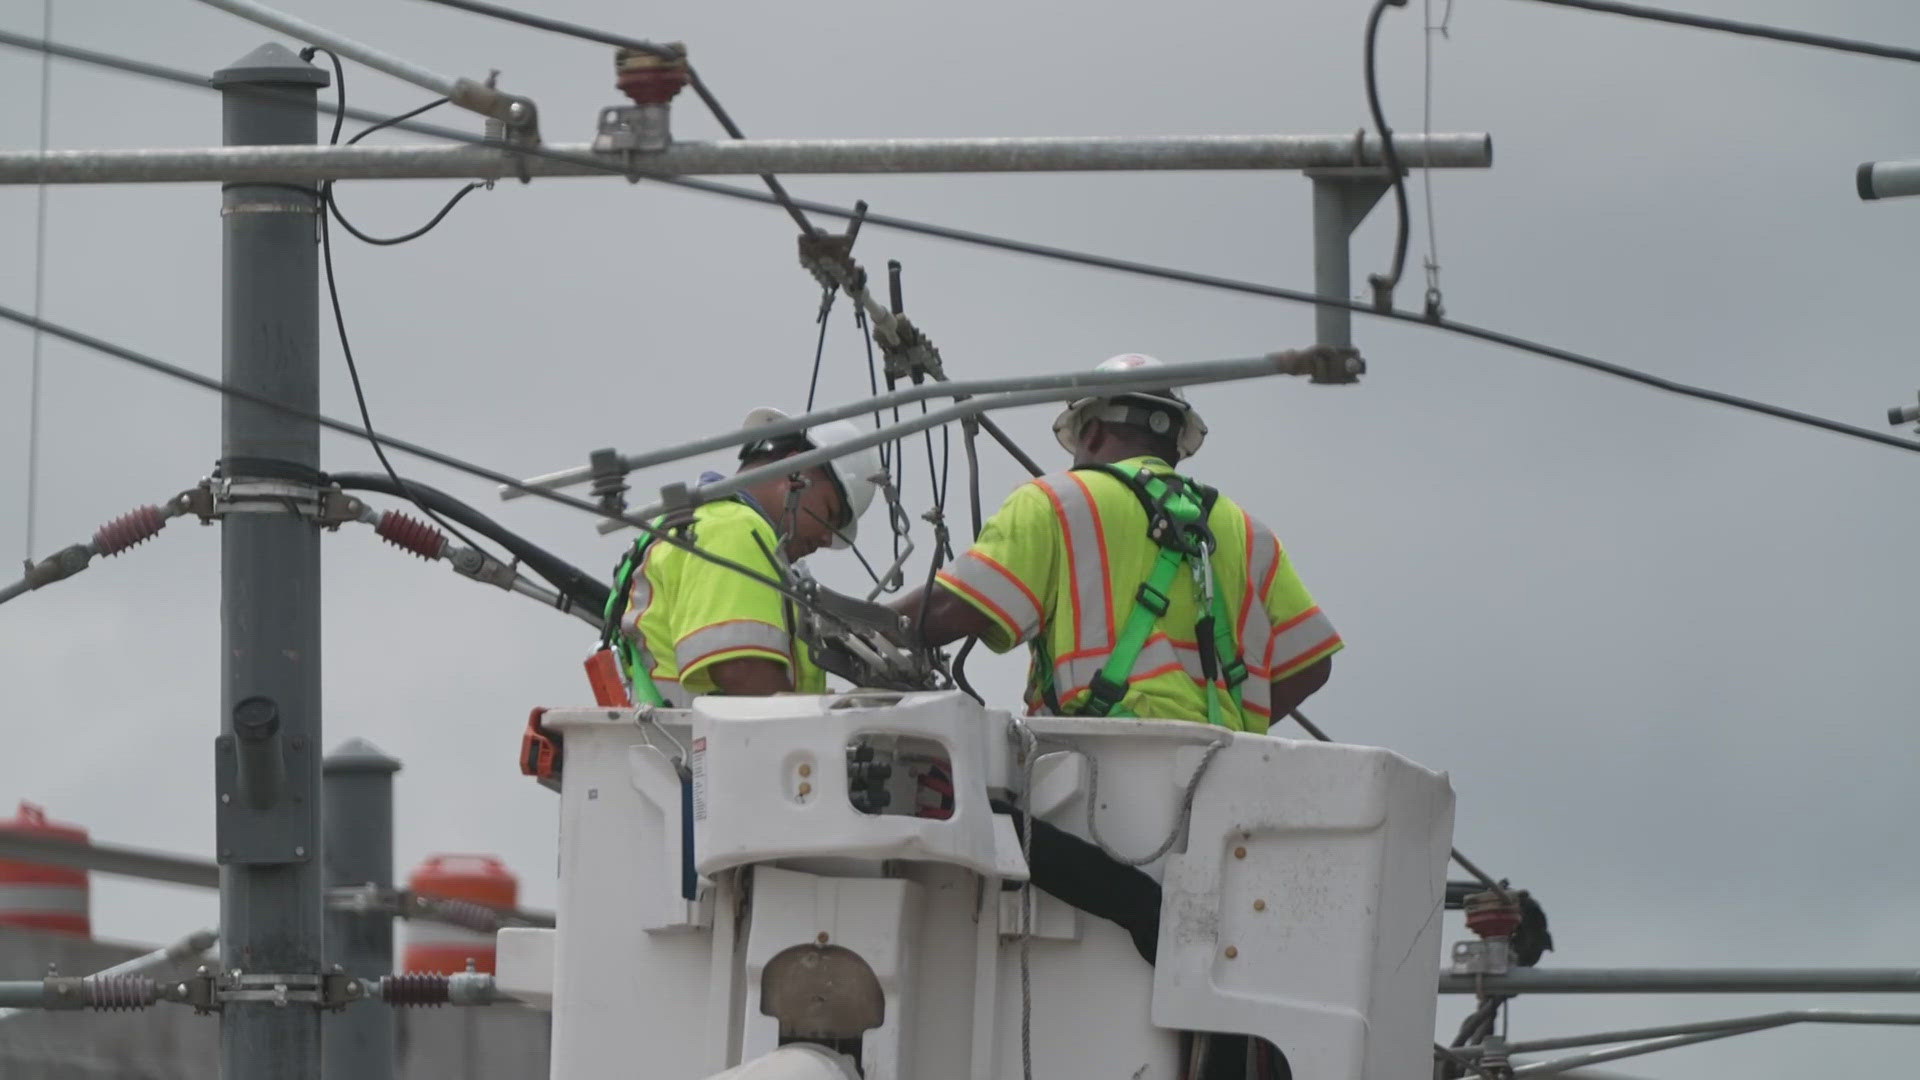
[161, 967, 365, 1013]
[175, 477, 366, 529]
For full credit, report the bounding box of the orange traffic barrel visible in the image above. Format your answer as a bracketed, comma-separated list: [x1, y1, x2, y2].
[402, 854, 516, 974]
[0, 802, 91, 937]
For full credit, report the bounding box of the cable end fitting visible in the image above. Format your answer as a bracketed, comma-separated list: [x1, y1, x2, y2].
[450, 78, 539, 140]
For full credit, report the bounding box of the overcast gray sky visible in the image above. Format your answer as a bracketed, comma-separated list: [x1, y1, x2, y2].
[4, 0, 1919, 1075]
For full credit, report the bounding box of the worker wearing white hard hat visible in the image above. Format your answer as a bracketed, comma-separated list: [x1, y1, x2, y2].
[897, 353, 1340, 730]
[598, 406, 884, 703]
[1051, 353, 1210, 463]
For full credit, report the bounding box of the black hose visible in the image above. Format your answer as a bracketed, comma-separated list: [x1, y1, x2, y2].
[329, 470, 608, 612]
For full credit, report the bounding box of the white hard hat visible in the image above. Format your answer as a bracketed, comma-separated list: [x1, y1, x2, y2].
[1052, 354, 1208, 459]
[739, 407, 883, 549]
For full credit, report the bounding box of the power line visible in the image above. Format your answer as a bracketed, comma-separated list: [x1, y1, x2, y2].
[1362, 0, 1414, 309]
[1503, 0, 1920, 65]
[22, 0, 55, 562]
[0, 300, 830, 612]
[305, 46, 492, 559]
[6, 33, 1920, 459]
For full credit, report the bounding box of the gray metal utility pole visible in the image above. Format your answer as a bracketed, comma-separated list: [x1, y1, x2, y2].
[323, 739, 401, 1080]
[209, 43, 327, 1080]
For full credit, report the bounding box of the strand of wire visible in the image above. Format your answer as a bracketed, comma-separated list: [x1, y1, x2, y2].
[326, 94, 480, 246]
[1364, 0, 1415, 308]
[1503, 0, 1920, 65]
[1011, 719, 1039, 1080]
[1421, 0, 1453, 314]
[1292, 708, 1514, 903]
[306, 48, 493, 557]
[804, 289, 834, 412]
[0, 301, 845, 621]
[21, 0, 55, 561]
[13, 31, 1916, 460]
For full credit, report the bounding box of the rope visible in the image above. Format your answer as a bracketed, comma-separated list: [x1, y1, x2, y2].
[1011, 718, 1039, 1080]
[1078, 733, 1228, 867]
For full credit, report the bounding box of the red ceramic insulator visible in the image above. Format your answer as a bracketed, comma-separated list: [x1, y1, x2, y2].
[1464, 894, 1524, 940]
[375, 511, 447, 561]
[615, 48, 689, 106]
[93, 505, 167, 557]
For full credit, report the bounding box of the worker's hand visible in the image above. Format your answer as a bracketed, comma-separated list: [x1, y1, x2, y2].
[891, 586, 998, 648]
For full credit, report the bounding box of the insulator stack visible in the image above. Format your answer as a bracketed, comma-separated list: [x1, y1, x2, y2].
[375, 511, 447, 561]
[1463, 890, 1523, 940]
[380, 973, 450, 1007]
[92, 505, 167, 557]
[615, 46, 689, 105]
[421, 897, 504, 935]
[86, 974, 157, 1011]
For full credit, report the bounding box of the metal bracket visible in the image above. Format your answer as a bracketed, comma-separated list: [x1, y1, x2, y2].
[164, 967, 365, 1013]
[215, 728, 317, 866]
[1303, 168, 1393, 378]
[1451, 938, 1513, 976]
[174, 478, 365, 530]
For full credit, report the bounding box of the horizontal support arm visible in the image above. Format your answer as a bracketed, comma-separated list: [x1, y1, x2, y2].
[0, 829, 219, 889]
[0, 133, 1493, 186]
[507, 348, 1359, 502]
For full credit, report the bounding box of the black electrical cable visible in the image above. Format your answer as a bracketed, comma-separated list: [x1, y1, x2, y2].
[304, 46, 494, 560]
[324, 90, 480, 247]
[804, 289, 834, 412]
[0, 301, 838, 616]
[11, 34, 1920, 460]
[328, 470, 608, 611]
[1504, 0, 1920, 65]
[1364, 0, 1414, 308]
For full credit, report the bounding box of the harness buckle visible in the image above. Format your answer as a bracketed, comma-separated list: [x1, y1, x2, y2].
[1083, 674, 1129, 717]
[1136, 581, 1171, 617]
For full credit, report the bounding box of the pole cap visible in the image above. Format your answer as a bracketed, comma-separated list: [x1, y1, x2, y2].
[210, 42, 330, 89]
[324, 737, 402, 775]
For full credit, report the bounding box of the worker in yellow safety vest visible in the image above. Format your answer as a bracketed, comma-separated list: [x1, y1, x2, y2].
[598, 407, 883, 704]
[895, 354, 1339, 729]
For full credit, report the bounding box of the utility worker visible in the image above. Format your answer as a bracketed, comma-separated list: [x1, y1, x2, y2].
[597, 407, 882, 704]
[896, 353, 1339, 728]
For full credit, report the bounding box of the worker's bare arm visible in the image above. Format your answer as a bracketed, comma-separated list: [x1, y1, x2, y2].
[1268, 656, 1332, 719]
[707, 657, 795, 695]
[891, 586, 1000, 648]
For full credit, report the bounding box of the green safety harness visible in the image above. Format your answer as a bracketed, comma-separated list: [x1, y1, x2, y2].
[600, 517, 678, 708]
[598, 493, 800, 708]
[1034, 464, 1252, 731]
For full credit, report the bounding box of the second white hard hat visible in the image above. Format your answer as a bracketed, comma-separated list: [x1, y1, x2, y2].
[1052, 354, 1208, 459]
[739, 407, 882, 548]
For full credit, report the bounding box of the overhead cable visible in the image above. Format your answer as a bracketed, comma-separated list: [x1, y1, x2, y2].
[21, 0, 55, 563]
[1503, 0, 1920, 65]
[7, 33, 1920, 459]
[0, 301, 824, 614]
[307, 46, 494, 561]
[1362, 0, 1415, 311]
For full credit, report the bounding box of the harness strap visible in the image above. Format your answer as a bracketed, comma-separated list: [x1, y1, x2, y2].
[601, 515, 684, 708]
[1050, 464, 1250, 730]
